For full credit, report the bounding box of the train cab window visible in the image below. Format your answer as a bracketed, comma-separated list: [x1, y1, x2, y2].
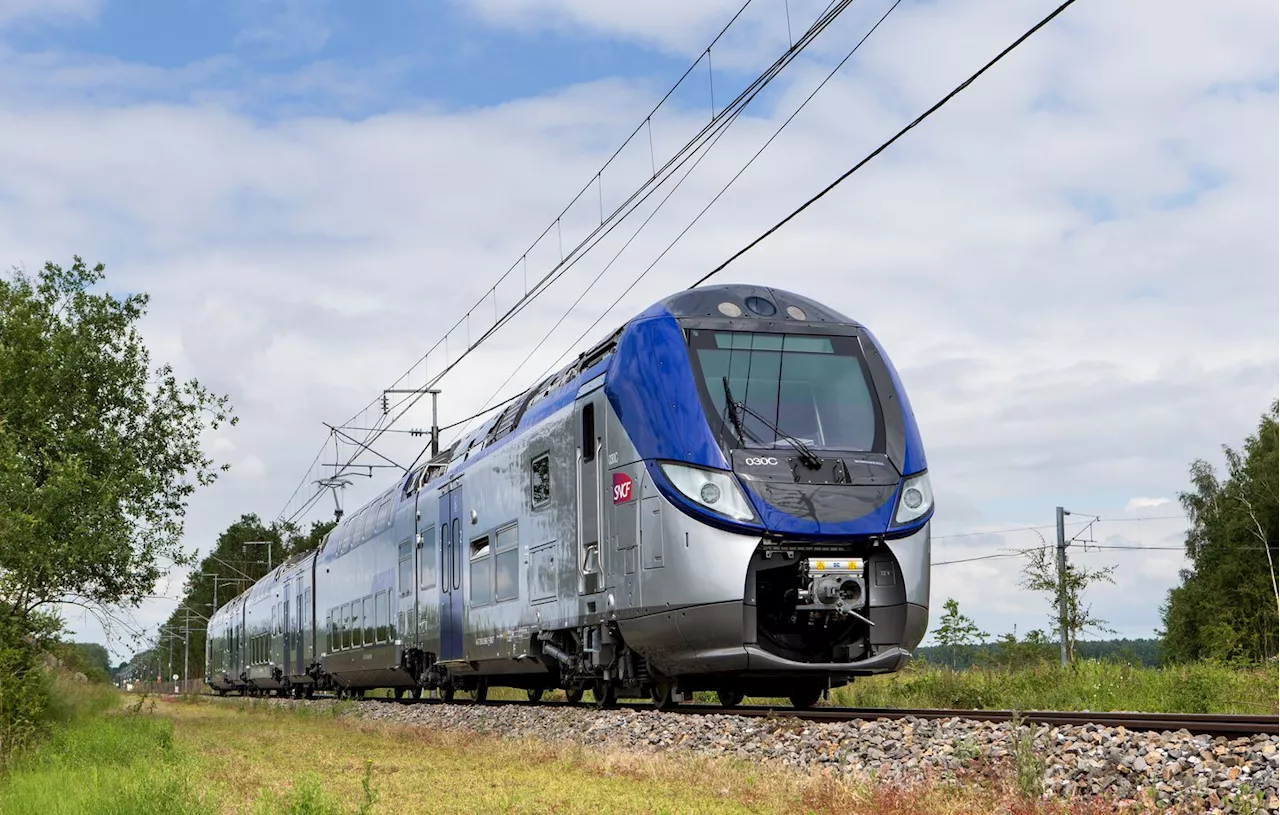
[362, 596, 373, 646]
[420, 525, 437, 589]
[581, 404, 596, 462]
[469, 535, 492, 606]
[531, 454, 551, 508]
[495, 524, 519, 603]
[375, 592, 389, 643]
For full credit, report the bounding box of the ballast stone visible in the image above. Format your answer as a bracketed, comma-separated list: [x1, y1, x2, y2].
[248, 697, 1278, 813]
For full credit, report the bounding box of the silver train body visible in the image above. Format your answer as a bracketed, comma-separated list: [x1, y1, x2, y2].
[207, 285, 933, 708]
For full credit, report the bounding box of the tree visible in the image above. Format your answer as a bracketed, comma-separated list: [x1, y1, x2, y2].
[933, 598, 988, 669]
[0, 258, 236, 625]
[1020, 546, 1116, 662]
[1161, 402, 1278, 664]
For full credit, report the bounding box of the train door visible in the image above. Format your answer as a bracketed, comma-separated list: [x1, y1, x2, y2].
[294, 576, 304, 675]
[281, 581, 291, 674]
[437, 481, 465, 661]
[397, 536, 415, 647]
[576, 391, 604, 595]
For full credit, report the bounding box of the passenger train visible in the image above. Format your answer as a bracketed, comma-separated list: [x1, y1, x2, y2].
[206, 284, 932, 709]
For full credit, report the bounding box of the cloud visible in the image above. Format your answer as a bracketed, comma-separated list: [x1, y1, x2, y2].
[0, 0, 99, 29]
[232, 0, 334, 59]
[10, 0, 1275, 649]
[1124, 496, 1172, 513]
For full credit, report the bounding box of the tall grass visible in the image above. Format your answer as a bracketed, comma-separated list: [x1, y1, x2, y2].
[0, 712, 214, 815]
[832, 659, 1279, 713]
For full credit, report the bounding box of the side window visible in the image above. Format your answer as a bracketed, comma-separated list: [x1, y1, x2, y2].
[362, 596, 373, 646]
[469, 535, 492, 606]
[375, 592, 389, 643]
[421, 525, 437, 589]
[398, 541, 413, 598]
[531, 454, 551, 508]
[582, 404, 596, 462]
[440, 526, 449, 592]
[341, 603, 351, 650]
[495, 524, 519, 602]
[376, 500, 392, 532]
[452, 521, 462, 590]
[324, 611, 332, 653]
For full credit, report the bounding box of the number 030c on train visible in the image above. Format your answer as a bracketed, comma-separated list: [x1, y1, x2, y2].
[206, 284, 933, 710]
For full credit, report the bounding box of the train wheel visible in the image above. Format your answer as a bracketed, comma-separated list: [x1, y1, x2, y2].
[788, 687, 822, 711]
[440, 685, 456, 704]
[564, 686, 583, 705]
[591, 681, 618, 710]
[394, 688, 405, 701]
[650, 680, 678, 710]
[716, 689, 745, 708]
[526, 688, 544, 703]
[304, 686, 315, 699]
[410, 686, 422, 700]
[472, 681, 488, 704]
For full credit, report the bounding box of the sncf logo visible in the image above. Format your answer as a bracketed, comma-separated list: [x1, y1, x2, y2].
[612, 472, 634, 504]
[743, 456, 779, 466]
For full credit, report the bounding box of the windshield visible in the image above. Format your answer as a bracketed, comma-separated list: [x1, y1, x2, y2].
[687, 329, 881, 452]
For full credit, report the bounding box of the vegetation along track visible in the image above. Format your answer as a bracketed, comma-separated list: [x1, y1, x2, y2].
[199, 692, 1276, 737]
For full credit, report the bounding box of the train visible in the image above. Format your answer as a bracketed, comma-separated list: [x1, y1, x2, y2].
[206, 284, 932, 709]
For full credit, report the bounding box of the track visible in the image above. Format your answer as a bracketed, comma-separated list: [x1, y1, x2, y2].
[205, 691, 1275, 738]
[650, 705, 1278, 739]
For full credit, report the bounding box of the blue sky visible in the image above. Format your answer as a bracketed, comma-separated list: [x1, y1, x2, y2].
[2, 0, 1275, 658]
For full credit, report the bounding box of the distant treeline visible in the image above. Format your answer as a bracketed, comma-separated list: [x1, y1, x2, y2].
[914, 637, 1162, 669]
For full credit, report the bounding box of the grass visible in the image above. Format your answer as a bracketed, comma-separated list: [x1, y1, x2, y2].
[137, 697, 1157, 814]
[830, 659, 1279, 714]
[4, 666, 1271, 814]
[0, 700, 215, 815]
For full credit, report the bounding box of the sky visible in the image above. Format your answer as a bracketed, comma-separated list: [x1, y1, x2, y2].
[2, 0, 1275, 662]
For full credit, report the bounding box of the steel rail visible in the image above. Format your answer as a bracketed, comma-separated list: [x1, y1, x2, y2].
[651, 705, 1279, 738]
[190, 690, 1276, 738]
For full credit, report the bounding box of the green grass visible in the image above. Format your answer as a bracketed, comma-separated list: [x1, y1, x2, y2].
[0, 710, 215, 815]
[830, 659, 1279, 714]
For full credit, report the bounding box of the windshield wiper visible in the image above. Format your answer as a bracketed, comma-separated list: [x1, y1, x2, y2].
[721, 376, 823, 470]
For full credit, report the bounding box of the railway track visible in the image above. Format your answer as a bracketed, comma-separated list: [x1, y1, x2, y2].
[195, 690, 1275, 738]
[651, 704, 1279, 738]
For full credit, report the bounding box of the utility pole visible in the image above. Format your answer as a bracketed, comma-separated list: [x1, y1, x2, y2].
[184, 607, 190, 691]
[429, 389, 441, 457]
[1056, 506, 1070, 667]
[167, 628, 174, 683]
[245, 540, 273, 572]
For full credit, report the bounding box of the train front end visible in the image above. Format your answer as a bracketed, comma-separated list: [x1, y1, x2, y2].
[610, 284, 931, 698]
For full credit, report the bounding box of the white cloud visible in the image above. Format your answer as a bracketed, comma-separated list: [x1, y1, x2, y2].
[0, 0, 98, 28]
[12, 0, 1276, 649]
[1124, 496, 1172, 513]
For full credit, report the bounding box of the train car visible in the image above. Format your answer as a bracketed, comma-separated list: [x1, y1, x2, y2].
[209, 284, 932, 709]
[205, 593, 247, 695]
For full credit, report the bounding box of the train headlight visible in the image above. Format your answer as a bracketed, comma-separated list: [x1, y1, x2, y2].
[894, 471, 933, 524]
[660, 463, 756, 522]
[699, 482, 721, 504]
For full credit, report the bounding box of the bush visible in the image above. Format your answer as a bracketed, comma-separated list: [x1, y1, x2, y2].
[0, 614, 55, 766]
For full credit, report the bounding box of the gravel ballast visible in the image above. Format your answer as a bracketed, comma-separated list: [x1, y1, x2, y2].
[266, 699, 1278, 813]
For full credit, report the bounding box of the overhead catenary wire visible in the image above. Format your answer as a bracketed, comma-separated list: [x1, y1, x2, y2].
[688, 0, 1081, 289]
[494, 0, 1080, 437]
[279, 2, 864, 523]
[458, 0, 908, 442]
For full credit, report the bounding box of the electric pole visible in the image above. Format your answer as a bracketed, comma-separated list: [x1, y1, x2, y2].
[429, 388, 441, 457]
[1056, 506, 1070, 666]
[184, 607, 190, 691]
